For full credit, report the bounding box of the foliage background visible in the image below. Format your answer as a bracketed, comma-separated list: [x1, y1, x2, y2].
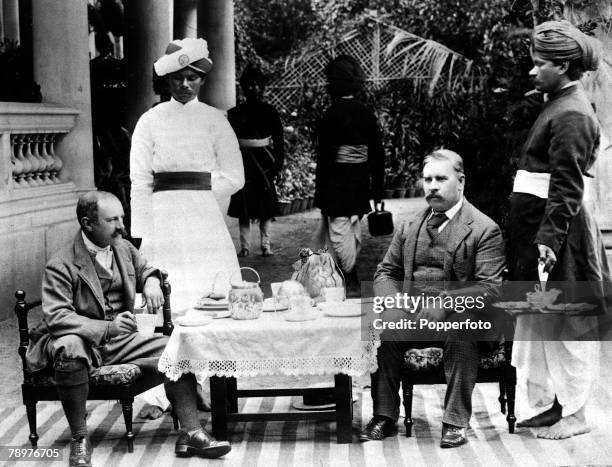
[233, 0, 557, 225]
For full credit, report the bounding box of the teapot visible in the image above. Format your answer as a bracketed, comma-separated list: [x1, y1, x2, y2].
[228, 267, 264, 320]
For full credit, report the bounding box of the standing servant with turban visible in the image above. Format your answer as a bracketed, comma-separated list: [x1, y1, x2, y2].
[315, 55, 385, 296]
[507, 20, 609, 439]
[130, 38, 244, 313]
[227, 64, 285, 257]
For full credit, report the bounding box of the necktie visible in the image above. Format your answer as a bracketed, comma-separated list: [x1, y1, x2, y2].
[426, 212, 448, 237]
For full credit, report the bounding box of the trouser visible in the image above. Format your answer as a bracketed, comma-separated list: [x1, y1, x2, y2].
[51, 332, 202, 433]
[370, 308, 479, 427]
[316, 215, 362, 273]
[239, 218, 272, 250]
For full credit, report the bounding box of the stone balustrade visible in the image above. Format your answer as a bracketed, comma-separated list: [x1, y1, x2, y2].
[0, 102, 79, 193]
[11, 132, 64, 188]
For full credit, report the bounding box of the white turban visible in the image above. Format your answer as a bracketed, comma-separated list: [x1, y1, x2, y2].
[154, 38, 213, 76]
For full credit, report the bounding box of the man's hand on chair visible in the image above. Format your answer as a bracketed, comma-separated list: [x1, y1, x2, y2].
[108, 311, 138, 338]
[142, 276, 164, 313]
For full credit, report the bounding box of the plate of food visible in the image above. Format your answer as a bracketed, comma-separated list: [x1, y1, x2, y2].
[194, 296, 229, 310]
[544, 303, 598, 313]
[491, 301, 532, 310]
[262, 297, 289, 312]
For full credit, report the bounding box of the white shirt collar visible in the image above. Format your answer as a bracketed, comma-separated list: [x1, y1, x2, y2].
[444, 196, 463, 220]
[81, 231, 111, 254]
[170, 96, 200, 108]
[430, 196, 463, 220]
[428, 197, 463, 232]
[82, 232, 114, 273]
[561, 80, 579, 90]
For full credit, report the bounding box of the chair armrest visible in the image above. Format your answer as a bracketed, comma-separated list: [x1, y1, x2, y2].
[14, 290, 42, 378]
[159, 270, 174, 336]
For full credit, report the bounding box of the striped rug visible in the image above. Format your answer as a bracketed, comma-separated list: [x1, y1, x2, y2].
[1, 381, 611, 467]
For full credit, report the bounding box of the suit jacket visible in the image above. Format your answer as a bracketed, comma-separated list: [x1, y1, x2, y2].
[373, 200, 505, 304]
[517, 84, 599, 254]
[26, 231, 160, 372]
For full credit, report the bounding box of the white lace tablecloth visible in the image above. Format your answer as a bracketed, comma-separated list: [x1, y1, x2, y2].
[158, 308, 380, 381]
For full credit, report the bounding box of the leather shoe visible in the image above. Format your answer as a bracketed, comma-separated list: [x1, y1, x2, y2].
[69, 436, 92, 467]
[175, 428, 231, 458]
[359, 417, 397, 441]
[440, 424, 467, 448]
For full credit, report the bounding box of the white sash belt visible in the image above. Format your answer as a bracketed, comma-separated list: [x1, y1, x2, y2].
[512, 170, 551, 199]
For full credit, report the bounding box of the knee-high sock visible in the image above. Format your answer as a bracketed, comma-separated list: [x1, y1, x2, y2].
[165, 373, 200, 431]
[55, 360, 89, 438]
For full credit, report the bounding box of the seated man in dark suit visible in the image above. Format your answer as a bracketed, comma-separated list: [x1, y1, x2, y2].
[361, 150, 506, 448]
[26, 191, 230, 466]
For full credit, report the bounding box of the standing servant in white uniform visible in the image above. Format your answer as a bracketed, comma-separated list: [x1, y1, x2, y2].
[130, 37, 244, 416]
[130, 38, 244, 313]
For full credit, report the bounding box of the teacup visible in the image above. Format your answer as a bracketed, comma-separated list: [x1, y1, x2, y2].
[134, 312, 157, 336]
[322, 286, 346, 303]
[288, 294, 312, 314]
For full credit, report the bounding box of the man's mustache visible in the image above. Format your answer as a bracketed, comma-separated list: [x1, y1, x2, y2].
[426, 194, 442, 201]
[112, 228, 127, 238]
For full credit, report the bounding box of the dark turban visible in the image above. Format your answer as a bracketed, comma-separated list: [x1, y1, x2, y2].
[240, 63, 267, 88]
[325, 55, 366, 97]
[533, 20, 600, 72]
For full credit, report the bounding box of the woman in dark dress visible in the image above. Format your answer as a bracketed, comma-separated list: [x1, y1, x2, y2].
[227, 64, 284, 257]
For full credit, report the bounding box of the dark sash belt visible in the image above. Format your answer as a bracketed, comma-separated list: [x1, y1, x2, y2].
[153, 171, 211, 192]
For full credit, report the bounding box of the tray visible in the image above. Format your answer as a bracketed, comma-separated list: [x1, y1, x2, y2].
[491, 301, 532, 310]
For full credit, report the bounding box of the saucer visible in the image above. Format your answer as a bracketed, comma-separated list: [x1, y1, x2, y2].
[317, 302, 365, 317]
[283, 311, 318, 322]
[262, 297, 289, 312]
[212, 310, 232, 319]
[176, 315, 213, 327]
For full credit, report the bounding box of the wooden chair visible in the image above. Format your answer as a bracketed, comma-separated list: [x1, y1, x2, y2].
[401, 340, 516, 436]
[15, 271, 177, 453]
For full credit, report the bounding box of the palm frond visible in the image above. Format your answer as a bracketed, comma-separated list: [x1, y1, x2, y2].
[385, 29, 478, 95]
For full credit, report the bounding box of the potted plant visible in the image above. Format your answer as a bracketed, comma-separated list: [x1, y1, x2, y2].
[404, 161, 422, 197]
[383, 168, 397, 199]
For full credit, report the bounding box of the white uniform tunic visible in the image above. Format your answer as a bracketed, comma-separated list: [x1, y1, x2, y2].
[130, 97, 244, 312]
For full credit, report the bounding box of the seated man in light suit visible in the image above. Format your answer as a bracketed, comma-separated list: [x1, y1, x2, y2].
[26, 191, 230, 466]
[361, 150, 506, 448]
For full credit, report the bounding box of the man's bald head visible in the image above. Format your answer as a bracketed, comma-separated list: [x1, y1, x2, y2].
[76, 191, 120, 228]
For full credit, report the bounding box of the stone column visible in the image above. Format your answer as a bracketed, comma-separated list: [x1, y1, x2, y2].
[31, 0, 94, 191]
[197, 0, 235, 111]
[124, 0, 173, 132]
[3, 0, 19, 42]
[174, 0, 197, 39]
[0, 1, 5, 41]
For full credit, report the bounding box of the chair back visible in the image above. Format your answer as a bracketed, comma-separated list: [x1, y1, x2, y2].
[15, 270, 174, 381]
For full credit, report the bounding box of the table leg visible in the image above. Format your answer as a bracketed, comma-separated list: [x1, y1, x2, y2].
[227, 377, 238, 413]
[210, 376, 228, 440]
[334, 374, 353, 444]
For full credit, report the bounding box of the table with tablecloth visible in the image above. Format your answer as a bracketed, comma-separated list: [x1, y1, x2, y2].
[158, 304, 379, 443]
